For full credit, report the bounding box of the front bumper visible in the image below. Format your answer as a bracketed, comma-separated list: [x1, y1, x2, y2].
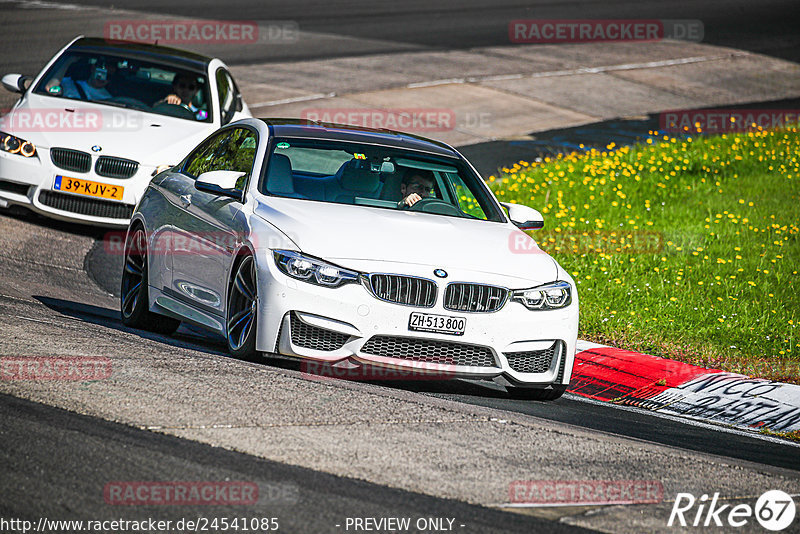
[255, 257, 578, 387]
[0, 148, 149, 227]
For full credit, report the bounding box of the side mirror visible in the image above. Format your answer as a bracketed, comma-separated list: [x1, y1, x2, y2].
[500, 202, 544, 230]
[195, 170, 246, 200]
[2, 74, 32, 94]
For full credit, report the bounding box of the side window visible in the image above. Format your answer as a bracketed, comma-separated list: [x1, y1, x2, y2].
[184, 133, 228, 178]
[446, 172, 488, 220]
[216, 68, 238, 125]
[184, 128, 258, 191]
[229, 129, 257, 190]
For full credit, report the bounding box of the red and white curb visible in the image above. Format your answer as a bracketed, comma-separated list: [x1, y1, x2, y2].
[569, 340, 800, 433]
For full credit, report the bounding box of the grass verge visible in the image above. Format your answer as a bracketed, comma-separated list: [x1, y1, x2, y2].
[491, 127, 798, 383]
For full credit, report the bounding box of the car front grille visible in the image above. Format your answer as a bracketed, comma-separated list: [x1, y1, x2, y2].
[0, 180, 30, 196]
[38, 190, 134, 220]
[289, 312, 350, 351]
[504, 342, 561, 374]
[444, 283, 508, 312]
[361, 335, 496, 367]
[274, 317, 284, 353]
[555, 342, 567, 383]
[50, 148, 91, 173]
[95, 156, 139, 179]
[367, 274, 436, 307]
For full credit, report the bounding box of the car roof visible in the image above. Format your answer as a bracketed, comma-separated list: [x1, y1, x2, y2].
[68, 37, 212, 72]
[259, 118, 460, 158]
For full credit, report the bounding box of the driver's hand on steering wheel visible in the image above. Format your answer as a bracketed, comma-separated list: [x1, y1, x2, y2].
[399, 193, 422, 208]
[164, 94, 183, 105]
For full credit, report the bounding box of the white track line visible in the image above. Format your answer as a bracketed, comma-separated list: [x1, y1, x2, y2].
[249, 92, 337, 109]
[253, 52, 748, 108]
[0, 0, 92, 10]
[407, 53, 748, 88]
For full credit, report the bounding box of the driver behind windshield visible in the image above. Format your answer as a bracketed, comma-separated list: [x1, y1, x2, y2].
[159, 72, 208, 120]
[397, 169, 435, 208]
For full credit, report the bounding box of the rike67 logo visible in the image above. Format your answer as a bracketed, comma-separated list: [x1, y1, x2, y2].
[669, 490, 796, 531]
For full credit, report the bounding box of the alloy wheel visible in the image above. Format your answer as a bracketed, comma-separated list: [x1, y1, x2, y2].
[121, 228, 146, 318]
[227, 255, 257, 351]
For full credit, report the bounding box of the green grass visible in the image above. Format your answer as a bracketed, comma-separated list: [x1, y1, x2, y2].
[491, 127, 799, 383]
[760, 427, 800, 443]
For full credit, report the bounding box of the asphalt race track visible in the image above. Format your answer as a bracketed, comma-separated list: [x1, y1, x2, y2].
[1, 2, 800, 533]
[18, 0, 800, 63]
[0, 393, 593, 533]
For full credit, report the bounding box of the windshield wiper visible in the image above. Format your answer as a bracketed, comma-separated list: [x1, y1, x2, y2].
[98, 99, 150, 111]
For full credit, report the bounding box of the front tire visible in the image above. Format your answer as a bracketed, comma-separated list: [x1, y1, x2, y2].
[120, 225, 180, 335]
[226, 254, 259, 361]
[507, 385, 567, 401]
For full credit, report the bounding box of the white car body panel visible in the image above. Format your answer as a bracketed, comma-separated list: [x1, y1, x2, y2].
[253, 196, 558, 286]
[129, 118, 579, 390]
[0, 36, 252, 227]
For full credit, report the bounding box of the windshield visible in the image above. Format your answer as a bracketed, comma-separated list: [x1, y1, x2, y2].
[261, 137, 504, 222]
[33, 50, 211, 122]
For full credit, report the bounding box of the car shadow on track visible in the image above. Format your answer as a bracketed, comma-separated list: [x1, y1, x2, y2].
[34, 295, 229, 356]
[35, 295, 518, 400]
[364, 377, 512, 399]
[265, 352, 513, 399]
[1, 205, 108, 239]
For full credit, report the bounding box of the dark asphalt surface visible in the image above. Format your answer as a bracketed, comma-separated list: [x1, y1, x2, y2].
[0, 393, 599, 534]
[42, 0, 800, 64]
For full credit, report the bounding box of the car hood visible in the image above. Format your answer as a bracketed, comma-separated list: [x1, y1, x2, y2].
[2, 95, 212, 166]
[254, 197, 558, 286]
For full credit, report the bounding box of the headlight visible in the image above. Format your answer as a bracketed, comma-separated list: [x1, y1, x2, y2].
[0, 131, 36, 158]
[151, 164, 173, 177]
[511, 281, 572, 310]
[273, 250, 359, 288]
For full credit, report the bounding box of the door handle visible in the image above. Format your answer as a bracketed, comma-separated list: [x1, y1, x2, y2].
[180, 194, 192, 206]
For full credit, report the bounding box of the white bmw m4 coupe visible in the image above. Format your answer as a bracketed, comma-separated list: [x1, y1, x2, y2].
[0, 36, 251, 227]
[121, 118, 578, 399]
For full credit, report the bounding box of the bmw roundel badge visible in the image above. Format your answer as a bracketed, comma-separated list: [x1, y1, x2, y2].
[433, 269, 448, 278]
[91, 145, 102, 152]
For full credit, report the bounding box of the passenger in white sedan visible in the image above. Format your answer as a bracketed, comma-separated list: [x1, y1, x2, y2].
[46, 58, 117, 101]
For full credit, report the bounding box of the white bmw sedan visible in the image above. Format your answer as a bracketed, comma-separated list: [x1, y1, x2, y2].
[121, 118, 578, 399]
[0, 36, 251, 227]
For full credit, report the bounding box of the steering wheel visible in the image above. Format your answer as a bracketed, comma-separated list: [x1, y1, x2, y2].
[407, 197, 463, 216]
[151, 102, 197, 120]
